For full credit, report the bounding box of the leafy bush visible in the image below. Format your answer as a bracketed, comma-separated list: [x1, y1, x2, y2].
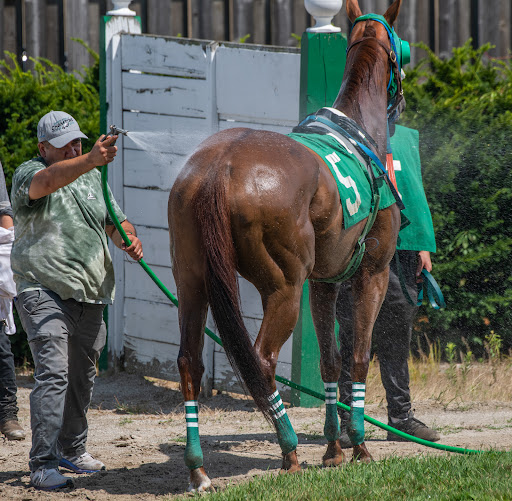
[0, 47, 100, 189]
[0, 45, 100, 365]
[400, 41, 512, 357]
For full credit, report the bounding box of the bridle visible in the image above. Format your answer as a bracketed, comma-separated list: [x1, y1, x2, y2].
[346, 15, 408, 120]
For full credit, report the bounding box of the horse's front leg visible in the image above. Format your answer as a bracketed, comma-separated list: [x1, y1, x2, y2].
[348, 267, 390, 463]
[309, 280, 344, 467]
[176, 276, 213, 492]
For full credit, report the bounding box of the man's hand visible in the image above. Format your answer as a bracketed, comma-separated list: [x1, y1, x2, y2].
[416, 250, 432, 282]
[106, 220, 143, 261]
[121, 235, 143, 261]
[86, 135, 118, 166]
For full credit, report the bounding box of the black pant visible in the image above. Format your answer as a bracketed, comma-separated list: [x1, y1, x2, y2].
[0, 325, 19, 423]
[336, 250, 419, 424]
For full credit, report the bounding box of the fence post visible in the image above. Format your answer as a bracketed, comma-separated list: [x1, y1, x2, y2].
[99, 3, 141, 372]
[291, 1, 347, 407]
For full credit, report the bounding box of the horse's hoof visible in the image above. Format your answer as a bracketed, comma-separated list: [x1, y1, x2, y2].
[351, 443, 373, 463]
[322, 440, 344, 467]
[280, 450, 301, 474]
[187, 467, 215, 492]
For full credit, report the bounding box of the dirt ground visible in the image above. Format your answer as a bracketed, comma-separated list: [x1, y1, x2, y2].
[1, 372, 512, 500]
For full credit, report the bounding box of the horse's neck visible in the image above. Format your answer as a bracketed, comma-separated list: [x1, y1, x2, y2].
[333, 61, 390, 160]
[334, 97, 388, 160]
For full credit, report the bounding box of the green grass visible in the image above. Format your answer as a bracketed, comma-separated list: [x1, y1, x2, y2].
[177, 452, 512, 500]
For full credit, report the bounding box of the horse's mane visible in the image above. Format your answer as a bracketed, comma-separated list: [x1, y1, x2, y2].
[341, 25, 385, 99]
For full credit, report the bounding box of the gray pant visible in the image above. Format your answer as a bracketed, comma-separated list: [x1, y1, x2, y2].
[16, 290, 106, 472]
[336, 250, 419, 424]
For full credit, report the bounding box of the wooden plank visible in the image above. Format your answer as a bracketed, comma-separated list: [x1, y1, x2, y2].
[64, 0, 91, 72]
[124, 298, 179, 346]
[170, 0, 186, 37]
[123, 336, 181, 381]
[122, 111, 210, 155]
[126, 227, 174, 270]
[270, 0, 294, 47]
[0, 0, 3, 56]
[145, 0, 173, 36]
[25, 0, 46, 64]
[231, 0, 255, 43]
[213, 347, 293, 397]
[124, 186, 169, 228]
[215, 44, 300, 123]
[2, 1, 17, 54]
[218, 119, 295, 134]
[124, 148, 187, 191]
[122, 71, 209, 117]
[120, 34, 211, 77]
[88, 0, 101, 61]
[292, 0, 309, 39]
[210, 0, 227, 40]
[125, 260, 175, 303]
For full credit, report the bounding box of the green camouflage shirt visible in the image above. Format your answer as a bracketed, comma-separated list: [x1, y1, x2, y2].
[11, 157, 126, 304]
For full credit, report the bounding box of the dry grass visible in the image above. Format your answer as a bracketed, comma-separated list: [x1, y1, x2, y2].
[365, 354, 512, 409]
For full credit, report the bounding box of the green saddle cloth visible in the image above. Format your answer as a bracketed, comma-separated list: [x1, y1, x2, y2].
[288, 132, 396, 228]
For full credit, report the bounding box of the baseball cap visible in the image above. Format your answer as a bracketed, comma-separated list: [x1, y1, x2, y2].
[37, 111, 88, 148]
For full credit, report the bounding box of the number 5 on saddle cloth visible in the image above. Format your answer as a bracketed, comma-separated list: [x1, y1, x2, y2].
[288, 107, 403, 283]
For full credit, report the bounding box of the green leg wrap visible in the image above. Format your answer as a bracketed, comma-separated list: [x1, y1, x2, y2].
[323, 382, 340, 442]
[184, 400, 203, 470]
[347, 382, 365, 446]
[269, 391, 298, 455]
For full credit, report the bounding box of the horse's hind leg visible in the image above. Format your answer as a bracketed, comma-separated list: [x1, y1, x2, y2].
[175, 267, 213, 492]
[309, 281, 345, 467]
[253, 285, 305, 473]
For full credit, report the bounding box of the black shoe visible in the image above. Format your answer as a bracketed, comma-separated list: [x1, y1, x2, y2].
[387, 415, 440, 442]
[0, 419, 26, 440]
[339, 425, 352, 448]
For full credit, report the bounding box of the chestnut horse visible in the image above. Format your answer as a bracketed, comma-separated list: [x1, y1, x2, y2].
[169, 0, 404, 491]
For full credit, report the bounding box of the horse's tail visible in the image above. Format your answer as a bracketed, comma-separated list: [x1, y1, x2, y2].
[194, 167, 274, 423]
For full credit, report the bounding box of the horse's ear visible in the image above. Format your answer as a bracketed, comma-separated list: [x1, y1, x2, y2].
[384, 0, 402, 26]
[346, 0, 363, 24]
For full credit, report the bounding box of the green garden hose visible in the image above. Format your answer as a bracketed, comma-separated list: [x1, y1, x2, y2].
[101, 164, 485, 456]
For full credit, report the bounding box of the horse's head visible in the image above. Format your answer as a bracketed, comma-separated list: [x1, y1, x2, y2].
[344, 0, 409, 121]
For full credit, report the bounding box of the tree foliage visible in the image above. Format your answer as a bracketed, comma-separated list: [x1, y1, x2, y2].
[0, 49, 100, 189]
[399, 41, 512, 355]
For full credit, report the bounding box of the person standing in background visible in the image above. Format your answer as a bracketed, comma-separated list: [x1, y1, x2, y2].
[0, 161, 26, 442]
[337, 125, 440, 446]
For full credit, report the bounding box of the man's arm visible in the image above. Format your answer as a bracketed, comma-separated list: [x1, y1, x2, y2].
[29, 135, 118, 200]
[105, 219, 143, 262]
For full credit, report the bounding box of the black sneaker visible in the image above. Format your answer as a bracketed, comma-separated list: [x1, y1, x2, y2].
[339, 425, 352, 448]
[387, 415, 440, 442]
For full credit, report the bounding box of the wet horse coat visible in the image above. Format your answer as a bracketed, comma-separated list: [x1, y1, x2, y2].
[168, 0, 404, 491]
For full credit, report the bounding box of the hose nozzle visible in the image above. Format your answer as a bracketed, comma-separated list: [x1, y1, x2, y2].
[109, 125, 128, 136]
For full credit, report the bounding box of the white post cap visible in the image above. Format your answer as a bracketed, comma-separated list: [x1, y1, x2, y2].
[305, 0, 343, 33]
[107, 1, 136, 16]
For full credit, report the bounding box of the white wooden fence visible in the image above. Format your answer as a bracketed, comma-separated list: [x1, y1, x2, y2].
[105, 27, 301, 396]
